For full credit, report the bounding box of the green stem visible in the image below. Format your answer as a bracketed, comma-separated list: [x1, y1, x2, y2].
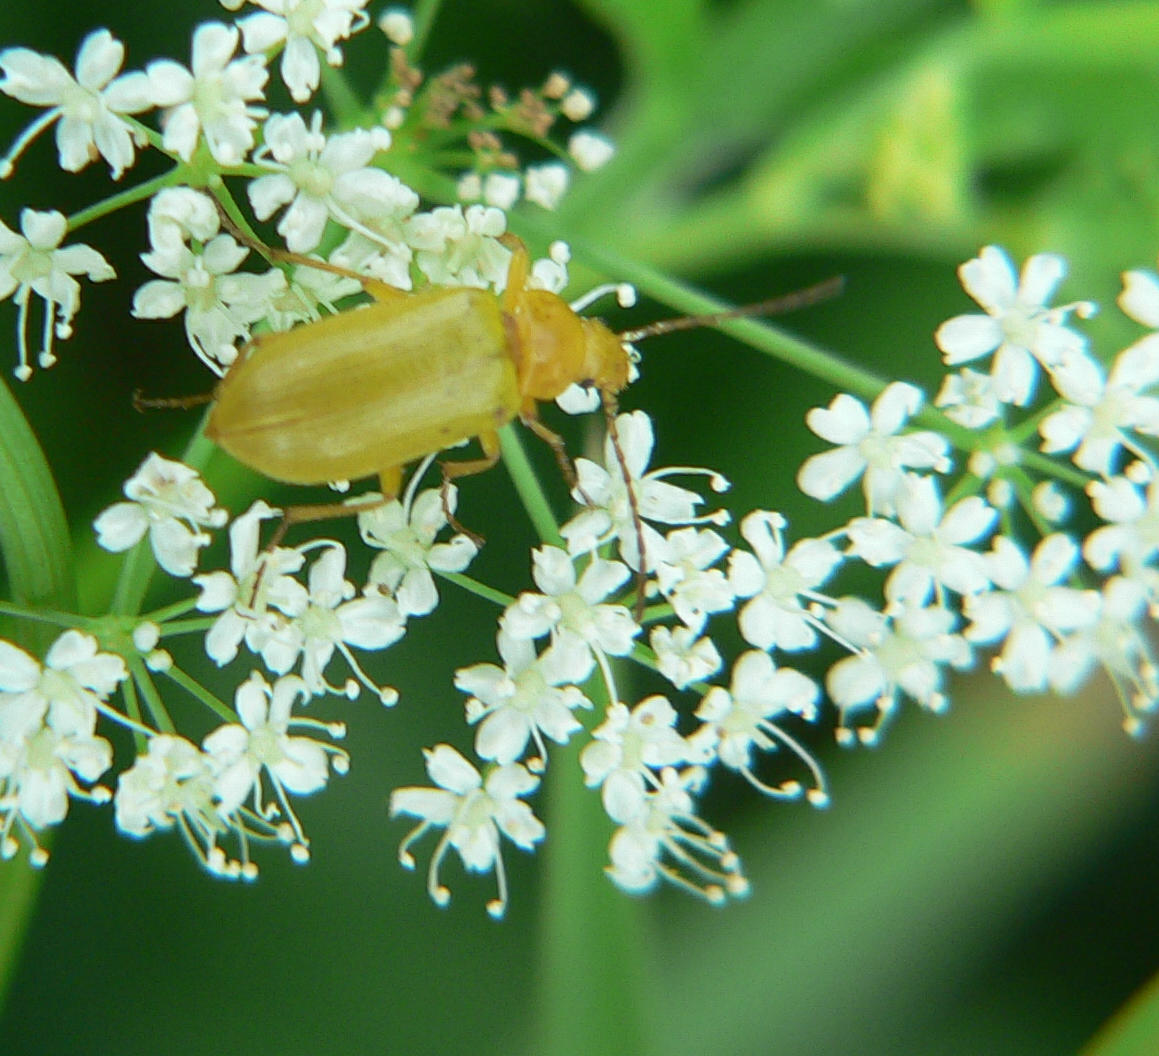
[67, 170, 179, 233]
[537, 699, 655, 1056]
[500, 425, 564, 547]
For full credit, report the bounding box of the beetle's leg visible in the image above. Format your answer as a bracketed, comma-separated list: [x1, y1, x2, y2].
[435, 432, 504, 547]
[133, 389, 214, 412]
[600, 391, 648, 622]
[518, 404, 579, 491]
[265, 494, 389, 550]
[378, 465, 403, 501]
[498, 235, 532, 314]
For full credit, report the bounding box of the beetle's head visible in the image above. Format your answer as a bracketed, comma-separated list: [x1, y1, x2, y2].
[580, 318, 631, 394]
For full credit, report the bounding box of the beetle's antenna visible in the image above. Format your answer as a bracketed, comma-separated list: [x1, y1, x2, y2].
[602, 389, 649, 622]
[616, 275, 844, 344]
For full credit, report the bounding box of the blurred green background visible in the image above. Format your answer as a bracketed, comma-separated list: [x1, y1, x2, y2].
[2, 0, 1159, 1053]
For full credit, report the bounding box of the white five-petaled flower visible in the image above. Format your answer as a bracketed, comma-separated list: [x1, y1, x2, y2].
[234, 0, 372, 103]
[114, 734, 216, 839]
[133, 189, 284, 370]
[844, 475, 997, 609]
[94, 453, 227, 577]
[203, 671, 346, 862]
[193, 501, 309, 668]
[694, 650, 826, 803]
[934, 245, 1094, 406]
[797, 382, 951, 516]
[248, 111, 392, 252]
[0, 629, 126, 740]
[579, 696, 694, 824]
[649, 625, 721, 691]
[1038, 340, 1159, 476]
[457, 629, 591, 767]
[404, 204, 512, 289]
[1050, 576, 1158, 730]
[283, 544, 405, 700]
[728, 510, 843, 652]
[606, 766, 746, 903]
[500, 546, 640, 682]
[1084, 477, 1159, 599]
[147, 22, 268, 165]
[0, 631, 123, 856]
[652, 526, 734, 634]
[964, 534, 1100, 693]
[0, 29, 154, 179]
[0, 208, 114, 380]
[824, 598, 972, 743]
[359, 486, 478, 617]
[391, 744, 545, 918]
[564, 410, 728, 572]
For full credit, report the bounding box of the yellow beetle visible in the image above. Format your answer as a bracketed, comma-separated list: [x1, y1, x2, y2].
[206, 239, 630, 497]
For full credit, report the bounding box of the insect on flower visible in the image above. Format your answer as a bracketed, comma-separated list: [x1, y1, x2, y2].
[146, 227, 841, 563]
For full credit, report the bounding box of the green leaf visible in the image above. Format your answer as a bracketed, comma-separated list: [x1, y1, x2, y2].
[1082, 972, 1159, 1056]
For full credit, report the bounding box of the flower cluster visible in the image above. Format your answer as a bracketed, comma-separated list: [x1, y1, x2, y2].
[0, 7, 613, 380]
[0, 3, 1155, 921]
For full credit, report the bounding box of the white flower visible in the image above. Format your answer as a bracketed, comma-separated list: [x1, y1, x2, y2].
[524, 162, 569, 210]
[1039, 342, 1159, 476]
[934, 245, 1094, 406]
[695, 650, 826, 802]
[359, 486, 478, 617]
[797, 382, 951, 515]
[606, 766, 746, 903]
[147, 22, 268, 165]
[728, 510, 843, 651]
[0, 721, 112, 843]
[133, 190, 284, 370]
[114, 734, 216, 839]
[287, 544, 405, 700]
[378, 9, 414, 46]
[93, 453, 227, 576]
[203, 672, 346, 862]
[650, 625, 721, 690]
[236, 0, 372, 103]
[568, 129, 614, 171]
[845, 475, 996, 608]
[0, 630, 126, 739]
[0, 631, 121, 857]
[1050, 576, 1158, 730]
[481, 172, 520, 210]
[964, 535, 1100, 693]
[0, 29, 153, 179]
[405, 204, 511, 289]
[0, 208, 114, 380]
[1084, 477, 1159, 599]
[652, 526, 734, 634]
[248, 111, 392, 252]
[193, 501, 309, 668]
[457, 630, 591, 767]
[391, 744, 544, 917]
[935, 367, 1003, 429]
[500, 547, 640, 681]
[579, 696, 691, 823]
[824, 598, 972, 743]
[564, 410, 727, 572]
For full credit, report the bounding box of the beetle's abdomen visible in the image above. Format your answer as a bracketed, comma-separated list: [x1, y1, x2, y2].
[208, 287, 520, 485]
